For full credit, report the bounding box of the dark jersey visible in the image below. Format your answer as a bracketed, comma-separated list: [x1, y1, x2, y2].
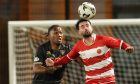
[33, 41, 71, 84]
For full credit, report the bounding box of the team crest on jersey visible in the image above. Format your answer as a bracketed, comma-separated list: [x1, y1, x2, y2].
[60, 50, 65, 55]
[97, 49, 102, 54]
[46, 51, 51, 55]
[46, 51, 53, 57]
[34, 57, 39, 62]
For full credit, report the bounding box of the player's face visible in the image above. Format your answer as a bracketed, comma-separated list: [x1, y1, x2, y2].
[78, 21, 93, 38]
[49, 27, 64, 45]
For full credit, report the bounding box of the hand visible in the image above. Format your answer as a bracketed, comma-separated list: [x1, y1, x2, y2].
[45, 58, 54, 67]
[126, 47, 134, 54]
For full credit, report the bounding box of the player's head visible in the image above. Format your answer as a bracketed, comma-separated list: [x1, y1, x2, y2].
[75, 19, 93, 38]
[47, 25, 64, 45]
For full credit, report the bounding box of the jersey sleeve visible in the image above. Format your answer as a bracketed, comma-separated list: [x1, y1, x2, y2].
[104, 36, 132, 50]
[54, 42, 79, 66]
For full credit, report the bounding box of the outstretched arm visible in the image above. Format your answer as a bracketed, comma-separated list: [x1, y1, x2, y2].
[104, 36, 134, 53]
[45, 55, 73, 66]
[46, 44, 79, 66]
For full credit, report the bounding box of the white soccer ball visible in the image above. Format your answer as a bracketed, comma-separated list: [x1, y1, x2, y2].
[78, 2, 96, 19]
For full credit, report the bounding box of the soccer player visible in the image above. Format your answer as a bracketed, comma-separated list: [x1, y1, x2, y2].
[45, 19, 134, 84]
[32, 25, 72, 84]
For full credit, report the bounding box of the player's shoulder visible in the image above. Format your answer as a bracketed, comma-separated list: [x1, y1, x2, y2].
[96, 34, 104, 39]
[62, 43, 71, 48]
[60, 43, 72, 51]
[38, 41, 50, 49]
[96, 34, 116, 42]
[96, 34, 110, 39]
[40, 41, 48, 46]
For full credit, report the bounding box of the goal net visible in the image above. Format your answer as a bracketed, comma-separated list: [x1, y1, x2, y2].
[8, 19, 140, 84]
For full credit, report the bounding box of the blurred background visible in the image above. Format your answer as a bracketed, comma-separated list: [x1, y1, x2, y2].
[0, 0, 140, 84]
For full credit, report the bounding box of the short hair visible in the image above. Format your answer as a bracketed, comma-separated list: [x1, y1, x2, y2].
[47, 25, 61, 35]
[75, 19, 91, 30]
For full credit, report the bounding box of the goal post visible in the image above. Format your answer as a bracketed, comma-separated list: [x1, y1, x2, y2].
[8, 19, 140, 27]
[8, 19, 140, 84]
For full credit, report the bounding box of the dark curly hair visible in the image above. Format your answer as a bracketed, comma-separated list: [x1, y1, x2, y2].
[75, 19, 91, 30]
[47, 25, 61, 35]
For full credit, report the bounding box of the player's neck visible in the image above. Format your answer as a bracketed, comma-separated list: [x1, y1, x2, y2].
[83, 35, 94, 46]
[50, 42, 61, 50]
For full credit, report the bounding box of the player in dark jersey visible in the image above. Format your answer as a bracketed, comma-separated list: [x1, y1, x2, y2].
[32, 25, 71, 84]
[45, 19, 134, 84]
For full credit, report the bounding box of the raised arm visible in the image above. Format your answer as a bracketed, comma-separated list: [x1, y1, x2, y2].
[104, 36, 134, 53]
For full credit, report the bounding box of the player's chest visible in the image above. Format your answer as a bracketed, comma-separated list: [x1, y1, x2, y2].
[45, 49, 67, 58]
[78, 41, 109, 59]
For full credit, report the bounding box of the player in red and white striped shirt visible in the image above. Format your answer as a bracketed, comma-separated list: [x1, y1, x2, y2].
[45, 19, 134, 84]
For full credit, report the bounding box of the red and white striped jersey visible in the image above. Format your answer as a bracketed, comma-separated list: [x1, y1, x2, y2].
[54, 34, 131, 84]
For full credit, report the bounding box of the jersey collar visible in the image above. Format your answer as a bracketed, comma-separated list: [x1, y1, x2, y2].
[82, 33, 96, 46]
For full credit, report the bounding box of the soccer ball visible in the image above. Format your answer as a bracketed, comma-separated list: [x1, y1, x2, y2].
[78, 2, 96, 19]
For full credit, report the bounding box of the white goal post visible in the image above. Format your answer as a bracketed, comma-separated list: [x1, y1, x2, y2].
[8, 19, 140, 84]
[8, 19, 140, 27]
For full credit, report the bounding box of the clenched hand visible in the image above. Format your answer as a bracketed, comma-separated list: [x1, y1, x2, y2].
[45, 58, 54, 67]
